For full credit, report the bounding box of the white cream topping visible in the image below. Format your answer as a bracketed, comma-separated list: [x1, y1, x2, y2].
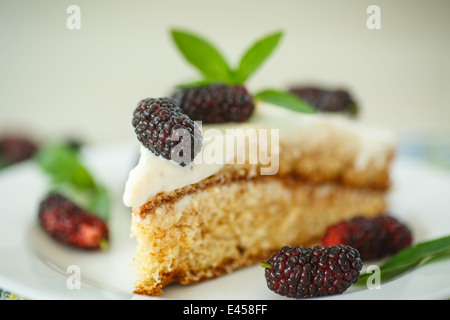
[123, 142, 225, 209]
[123, 102, 396, 208]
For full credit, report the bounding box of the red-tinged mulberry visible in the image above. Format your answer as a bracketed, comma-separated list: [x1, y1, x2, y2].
[132, 97, 202, 166]
[321, 216, 413, 260]
[38, 193, 109, 250]
[262, 245, 362, 298]
[172, 84, 254, 123]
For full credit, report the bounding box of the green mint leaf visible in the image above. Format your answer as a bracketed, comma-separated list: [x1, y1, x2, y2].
[254, 89, 316, 114]
[171, 29, 233, 83]
[35, 143, 96, 190]
[85, 184, 110, 222]
[234, 31, 283, 85]
[381, 235, 450, 270]
[0, 155, 6, 170]
[35, 143, 110, 221]
[357, 235, 450, 285]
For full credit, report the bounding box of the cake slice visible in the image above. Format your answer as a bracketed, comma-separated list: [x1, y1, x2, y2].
[123, 101, 395, 296]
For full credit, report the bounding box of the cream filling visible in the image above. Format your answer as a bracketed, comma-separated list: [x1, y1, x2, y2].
[123, 102, 396, 208]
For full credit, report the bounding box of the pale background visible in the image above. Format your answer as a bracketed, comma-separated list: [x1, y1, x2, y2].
[1, 0, 449, 149]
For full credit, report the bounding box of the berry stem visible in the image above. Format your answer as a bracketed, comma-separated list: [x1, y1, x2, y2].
[99, 238, 109, 251]
[261, 262, 272, 269]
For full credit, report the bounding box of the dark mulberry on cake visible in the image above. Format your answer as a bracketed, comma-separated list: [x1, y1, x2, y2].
[289, 86, 358, 116]
[321, 216, 413, 260]
[172, 84, 255, 123]
[132, 97, 202, 166]
[262, 245, 362, 298]
[38, 193, 109, 250]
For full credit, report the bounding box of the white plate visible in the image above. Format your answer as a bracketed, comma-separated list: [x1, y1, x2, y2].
[0, 141, 449, 300]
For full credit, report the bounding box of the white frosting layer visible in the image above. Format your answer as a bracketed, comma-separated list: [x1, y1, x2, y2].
[123, 103, 396, 208]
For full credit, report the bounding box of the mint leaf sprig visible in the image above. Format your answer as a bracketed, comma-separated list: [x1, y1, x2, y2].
[34, 143, 110, 222]
[254, 89, 315, 115]
[171, 28, 315, 115]
[171, 29, 235, 85]
[356, 234, 450, 286]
